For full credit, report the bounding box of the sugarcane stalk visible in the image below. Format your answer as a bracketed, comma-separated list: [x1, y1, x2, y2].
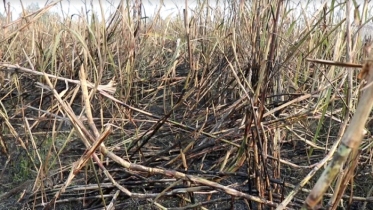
[303, 57, 373, 209]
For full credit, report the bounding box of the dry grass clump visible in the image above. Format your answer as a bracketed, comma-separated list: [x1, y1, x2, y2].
[1, 0, 373, 209]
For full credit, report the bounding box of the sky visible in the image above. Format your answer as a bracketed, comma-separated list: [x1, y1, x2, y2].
[2, 0, 373, 26]
[2, 0, 191, 20]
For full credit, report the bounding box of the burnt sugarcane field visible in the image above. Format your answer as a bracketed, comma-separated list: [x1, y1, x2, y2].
[1, 0, 373, 209]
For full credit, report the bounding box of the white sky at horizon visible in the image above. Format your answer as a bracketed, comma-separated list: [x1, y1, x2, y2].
[1, 0, 372, 25]
[2, 0, 191, 20]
